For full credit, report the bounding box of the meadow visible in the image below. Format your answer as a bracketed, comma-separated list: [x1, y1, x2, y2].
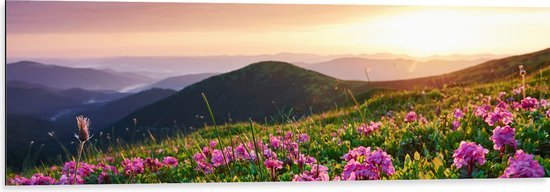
[7, 66, 550, 185]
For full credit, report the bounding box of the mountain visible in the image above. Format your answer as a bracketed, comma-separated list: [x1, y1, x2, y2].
[6, 61, 154, 91]
[304, 57, 489, 81]
[368, 47, 550, 90]
[6, 114, 72, 170]
[71, 88, 176, 131]
[109, 61, 372, 138]
[7, 81, 130, 120]
[135, 73, 219, 91]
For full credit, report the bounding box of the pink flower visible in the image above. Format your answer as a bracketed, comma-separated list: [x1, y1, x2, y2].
[269, 134, 281, 149]
[357, 121, 382, 136]
[298, 133, 310, 143]
[211, 149, 226, 167]
[452, 120, 461, 131]
[452, 141, 489, 169]
[453, 108, 465, 119]
[29, 174, 57, 185]
[485, 108, 513, 126]
[404, 111, 417, 123]
[540, 99, 549, 108]
[162, 156, 178, 168]
[500, 150, 545, 178]
[58, 174, 84, 185]
[474, 104, 491, 118]
[264, 158, 283, 170]
[209, 140, 218, 148]
[496, 101, 509, 110]
[498, 92, 507, 99]
[9, 175, 31, 185]
[122, 157, 145, 176]
[521, 97, 539, 111]
[292, 164, 330, 182]
[193, 152, 213, 174]
[263, 148, 277, 159]
[513, 85, 523, 96]
[546, 109, 550, 118]
[145, 157, 163, 171]
[98, 172, 110, 184]
[294, 154, 317, 168]
[490, 125, 517, 151]
[340, 147, 395, 180]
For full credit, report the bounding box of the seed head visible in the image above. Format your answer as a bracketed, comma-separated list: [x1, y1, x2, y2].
[519, 65, 526, 76]
[76, 115, 91, 142]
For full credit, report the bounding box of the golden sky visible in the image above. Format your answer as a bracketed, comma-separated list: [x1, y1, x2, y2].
[7, 1, 550, 58]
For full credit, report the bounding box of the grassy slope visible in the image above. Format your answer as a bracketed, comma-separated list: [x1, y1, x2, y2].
[13, 66, 549, 182]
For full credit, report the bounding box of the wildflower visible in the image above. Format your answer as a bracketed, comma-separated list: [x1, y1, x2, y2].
[453, 108, 465, 119]
[162, 156, 178, 168]
[452, 141, 489, 175]
[75, 115, 91, 142]
[9, 175, 31, 185]
[98, 172, 110, 184]
[357, 121, 382, 136]
[193, 152, 213, 174]
[264, 158, 283, 170]
[209, 140, 218, 148]
[513, 86, 523, 96]
[511, 102, 522, 111]
[211, 149, 226, 167]
[122, 157, 145, 176]
[452, 120, 461, 131]
[540, 99, 549, 108]
[546, 109, 550, 118]
[340, 147, 395, 180]
[404, 111, 417, 123]
[29, 174, 57, 185]
[485, 108, 513, 126]
[498, 92, 507, 99]
[269, 134, 281, 149]
[495, 101, 509, 110]
[263, 148, 277, 159]
[474, 104, 491, 118]
[500, 150, 545, 178]
[103, 156, 115, 163]
[145, 157, 163, 171]
[58, 174, 84, 185]
[292, 164, 330, 181]
[520, 97, 539, 111]
[294, 154, 317, 169]
[298, 133, 310, 143]
[490, 125, 517, 152]
[265, 158, 284, 181]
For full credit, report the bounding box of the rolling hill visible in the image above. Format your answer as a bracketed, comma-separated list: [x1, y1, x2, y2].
[109, 61, 372, 138]
[366, 47, 550, 90]
[6, 61, 154, 91]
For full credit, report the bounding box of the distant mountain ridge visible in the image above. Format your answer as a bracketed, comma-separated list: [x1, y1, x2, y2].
[134, 73, 219, 91]
[7, 61, 154, 91]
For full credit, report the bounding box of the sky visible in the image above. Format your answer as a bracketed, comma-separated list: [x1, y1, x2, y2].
[6, 1, 550, 58]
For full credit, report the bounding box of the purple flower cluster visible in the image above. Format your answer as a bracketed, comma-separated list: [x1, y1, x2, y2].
[485, 107, 513, 126]
[292, 164, 330, 181]
[356, 121, 382, 136]
[122, 157, 145, 176]
[452, 108, 465, 131]
[500, 150, 545, 178]
[9, 174, 57, 185]
[340, 146, 395, 180]
[452, 141, 489, 169]
[490, 125, 517, 152]
[404, 111, 417, 123]
[520, 97, 539, 112]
